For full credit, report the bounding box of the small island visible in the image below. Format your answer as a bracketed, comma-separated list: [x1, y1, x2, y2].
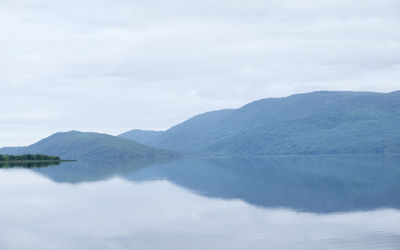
[0, 154, 64, 168]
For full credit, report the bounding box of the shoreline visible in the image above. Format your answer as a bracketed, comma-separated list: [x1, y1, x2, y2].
[0, 160, 76, 163]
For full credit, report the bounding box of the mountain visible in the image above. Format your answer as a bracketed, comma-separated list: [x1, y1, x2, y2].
[0, 131, 179, 161]
[118, 129, 164, 146]
[119, 91, 400, 155]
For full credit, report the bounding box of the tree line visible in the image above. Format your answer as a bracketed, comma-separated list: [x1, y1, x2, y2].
[0, 154, 61, 161]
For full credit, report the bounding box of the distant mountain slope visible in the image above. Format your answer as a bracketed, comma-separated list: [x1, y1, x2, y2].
[120, 91, 400, 155]
[0, 131, 179, 161]
[118, 129, 164, 146]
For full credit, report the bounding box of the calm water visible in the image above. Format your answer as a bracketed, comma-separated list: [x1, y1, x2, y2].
[1, 155, 400, 249]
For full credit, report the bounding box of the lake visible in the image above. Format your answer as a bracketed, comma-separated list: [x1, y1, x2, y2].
[1, 155, 400, 249]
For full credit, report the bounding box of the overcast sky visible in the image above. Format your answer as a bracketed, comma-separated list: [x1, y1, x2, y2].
[1, 0, 399, 147]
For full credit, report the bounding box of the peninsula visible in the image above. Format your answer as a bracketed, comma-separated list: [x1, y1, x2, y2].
[0, 154, 68, 169]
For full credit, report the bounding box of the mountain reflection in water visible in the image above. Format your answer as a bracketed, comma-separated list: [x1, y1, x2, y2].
[33, 155, 400, 213]
[0, 161, 61, 168]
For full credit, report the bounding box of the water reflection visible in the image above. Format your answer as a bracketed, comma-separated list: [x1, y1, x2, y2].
[0, 161, 60, 168]
[33, 159, 165, 183]
[1, 155, 400, 250]
[34, 155, 400, 213]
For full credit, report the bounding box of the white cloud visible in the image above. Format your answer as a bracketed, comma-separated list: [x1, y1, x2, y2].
[0, 0, 399, 146]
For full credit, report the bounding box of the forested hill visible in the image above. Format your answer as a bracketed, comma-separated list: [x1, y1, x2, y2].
[0, 131, 179, 161]
[119, 91, 400, 155]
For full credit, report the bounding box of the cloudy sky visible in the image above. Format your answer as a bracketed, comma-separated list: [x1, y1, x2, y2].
[1, 0, 399, 147]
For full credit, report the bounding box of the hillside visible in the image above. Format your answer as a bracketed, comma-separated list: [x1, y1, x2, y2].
[119, 91, 400, 155]
[118, 129, 164, 146]
[0, 131, 179, 161]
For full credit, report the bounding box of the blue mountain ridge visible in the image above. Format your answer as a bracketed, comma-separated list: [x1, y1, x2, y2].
[119, 90, 400, 155]
[0, 131, 179, 161]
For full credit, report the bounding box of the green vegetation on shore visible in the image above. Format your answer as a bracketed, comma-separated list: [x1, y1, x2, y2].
[0, 154, 61, 162]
